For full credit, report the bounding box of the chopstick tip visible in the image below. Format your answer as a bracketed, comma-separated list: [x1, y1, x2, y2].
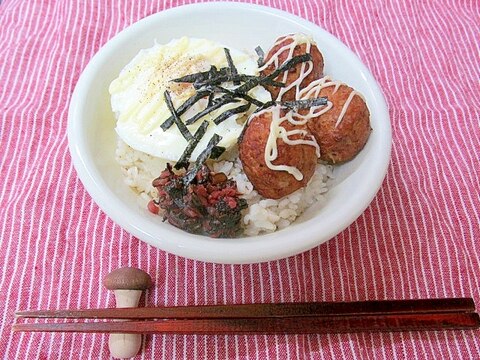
[14, 311, 27, 319]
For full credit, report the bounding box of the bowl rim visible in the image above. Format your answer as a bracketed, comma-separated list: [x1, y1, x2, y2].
[67, 2, 392, 264]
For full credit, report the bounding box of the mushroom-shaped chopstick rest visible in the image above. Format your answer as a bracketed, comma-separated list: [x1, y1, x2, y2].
[103, 267, 152, 359]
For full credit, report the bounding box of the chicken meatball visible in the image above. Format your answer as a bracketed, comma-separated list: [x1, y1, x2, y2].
[260, 34, 324, 102]
[239, 108, 318, 199]
[306, 82, 371, 164]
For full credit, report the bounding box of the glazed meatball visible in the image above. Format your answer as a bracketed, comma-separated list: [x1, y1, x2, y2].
[260, 34, 324, 102]
[239, 108, 318, 199]
[306, 82, 371, 164]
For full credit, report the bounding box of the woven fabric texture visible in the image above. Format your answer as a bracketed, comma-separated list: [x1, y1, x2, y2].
[1, 0, 479, 358]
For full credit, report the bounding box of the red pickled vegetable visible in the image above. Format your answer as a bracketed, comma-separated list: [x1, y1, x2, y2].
[151, 164, 247, 238]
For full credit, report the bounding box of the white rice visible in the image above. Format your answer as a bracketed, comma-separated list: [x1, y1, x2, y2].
[115, 138, 332, 236]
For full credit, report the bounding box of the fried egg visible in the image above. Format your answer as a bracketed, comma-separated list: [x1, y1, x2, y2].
[109, 37, 270, 162]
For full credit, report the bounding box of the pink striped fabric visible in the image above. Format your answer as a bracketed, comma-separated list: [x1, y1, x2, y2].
[1, 0, 479, 358]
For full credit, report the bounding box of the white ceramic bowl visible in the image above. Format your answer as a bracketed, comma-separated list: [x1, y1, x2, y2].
[68, 2, 391, 264]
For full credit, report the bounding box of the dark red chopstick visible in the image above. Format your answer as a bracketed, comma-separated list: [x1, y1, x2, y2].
[13, 298, 480, 334]
[15, 298, 476, 319]
[12, 313, 480, 334]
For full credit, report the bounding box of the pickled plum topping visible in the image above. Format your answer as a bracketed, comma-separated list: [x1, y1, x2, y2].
[150, 164, 247, 238]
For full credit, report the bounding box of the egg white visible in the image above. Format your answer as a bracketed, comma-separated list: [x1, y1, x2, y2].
[109, 37, 270, 162]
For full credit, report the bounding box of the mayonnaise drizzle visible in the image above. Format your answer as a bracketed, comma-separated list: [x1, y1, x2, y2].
[336, 89, 358, 127]
[259, 34, 314, 101]
[298, 76, 358, 128]
[258, 34, 360, 180]
[261, 105, 321, 181]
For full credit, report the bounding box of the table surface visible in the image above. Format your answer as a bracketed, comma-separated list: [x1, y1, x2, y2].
[1, 0, 479, 358]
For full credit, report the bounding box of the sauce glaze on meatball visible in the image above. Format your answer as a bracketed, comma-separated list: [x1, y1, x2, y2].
[300, 78, 371, 164]
[239, 107, 319, 199]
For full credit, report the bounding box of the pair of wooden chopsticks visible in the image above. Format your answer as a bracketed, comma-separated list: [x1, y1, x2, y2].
[13, 298, 480, 334]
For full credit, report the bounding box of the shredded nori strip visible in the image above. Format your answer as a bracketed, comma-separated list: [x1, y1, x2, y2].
[264, 53, 313, 81]
[185, 97, 240, 125]
[193, 73, 285, 90]
[213, 102, 251, 125]
[206, 74, 259, 93]
[224, 48, 239, 85]
[174, 120, 210, 170]
[207, 85, 264, 107]
[162, 50, 316, 172]
[207, 65, 221, 84]
[207, 92, 215, 107]
[164, 90, 192, 141]
[183, 134, 222, 184]
[228, 77, 260, 95]
[281, 97, 328, 110]
[210, 146, 226, 159]
[255, 46, 265, 67]
[165, 53, 312, 128]
[192, 73, 261, 89]
[260, 79, 286, 87]
[160, 89, 211, 130]
[209, 65, 219, 77]
[171, 67, 228, 83]
[254, 100, 278, 113]
[193, 75, 230, 89]
[254, 98, 328, 113]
